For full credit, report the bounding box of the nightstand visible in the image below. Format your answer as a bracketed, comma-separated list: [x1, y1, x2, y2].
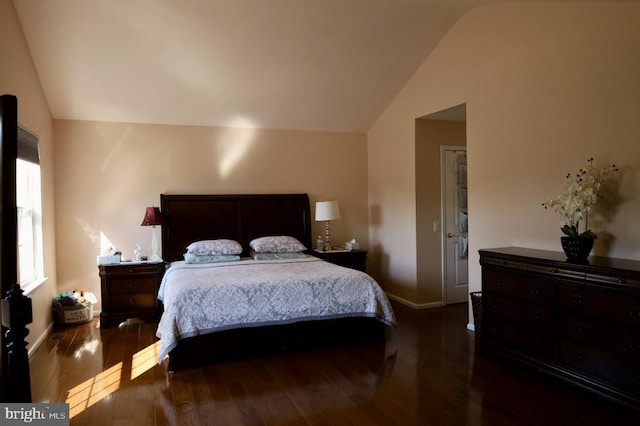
[311, 249, 367, 272]
[98, 262, 165, 328]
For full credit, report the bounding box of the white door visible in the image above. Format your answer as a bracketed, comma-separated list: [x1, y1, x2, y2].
[443, 147, 468, 304]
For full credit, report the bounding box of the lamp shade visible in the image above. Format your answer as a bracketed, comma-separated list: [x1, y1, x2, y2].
[315, 201, 340, 221]
[141, 207, 164, 226]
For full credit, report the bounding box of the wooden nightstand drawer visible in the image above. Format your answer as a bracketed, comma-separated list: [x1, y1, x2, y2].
[108, 276, 156, 294]
[110, 292, 157, 310]
[100, 263, 165, 277]
[311, 250, 367, 272]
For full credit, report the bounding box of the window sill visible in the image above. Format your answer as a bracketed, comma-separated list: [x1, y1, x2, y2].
[22, 276, 48, 296]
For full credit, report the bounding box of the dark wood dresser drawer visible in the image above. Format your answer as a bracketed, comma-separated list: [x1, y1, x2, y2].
[587, 271, 640, 288]
[559, 284, 640, 327]
[480, 257, 527, 271]
[483, 268, 554, 306]
[559, 340, 640, 394]
[560, 313, 640, 360]
[484, 292, 554, 329]
[483, 316, 555, 360]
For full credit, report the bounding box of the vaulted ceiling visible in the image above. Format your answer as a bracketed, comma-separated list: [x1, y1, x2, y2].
[14, 0, 556, 132]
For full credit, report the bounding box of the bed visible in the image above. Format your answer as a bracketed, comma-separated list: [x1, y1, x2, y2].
[157, 193, 395, 371]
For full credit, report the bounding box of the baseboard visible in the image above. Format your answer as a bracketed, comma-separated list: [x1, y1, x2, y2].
[28, 321, 54, 359]
[385, 292, 446, 310]
[27, 308, 102, 359]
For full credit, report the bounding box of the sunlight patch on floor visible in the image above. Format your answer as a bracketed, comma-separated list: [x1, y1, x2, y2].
[66, 362, 122, 419]
[63, 339, 160, 418]
[131, 341, 161, 380]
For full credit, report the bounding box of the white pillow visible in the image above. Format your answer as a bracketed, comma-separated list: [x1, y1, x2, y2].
[249, 236, 306, 253]
[186, 239, 242, 256]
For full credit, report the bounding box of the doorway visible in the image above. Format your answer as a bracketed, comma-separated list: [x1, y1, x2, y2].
[442, 146, 468, 304]
[415, 103, 466, 306]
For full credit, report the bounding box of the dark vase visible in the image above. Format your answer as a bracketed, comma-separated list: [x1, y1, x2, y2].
[561, 236, 594, 261]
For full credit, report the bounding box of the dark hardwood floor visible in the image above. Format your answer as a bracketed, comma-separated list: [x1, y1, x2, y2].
[30, 302, 639, 425]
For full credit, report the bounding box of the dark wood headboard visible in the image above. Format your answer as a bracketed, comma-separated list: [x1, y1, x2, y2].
[160, 194, 312, 262]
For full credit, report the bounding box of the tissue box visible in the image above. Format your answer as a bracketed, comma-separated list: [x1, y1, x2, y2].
[97, 254, 121, 265]
[345, 241, 360, 250]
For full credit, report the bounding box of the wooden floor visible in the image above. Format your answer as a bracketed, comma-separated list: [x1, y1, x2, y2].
[30, 302, 639, 425]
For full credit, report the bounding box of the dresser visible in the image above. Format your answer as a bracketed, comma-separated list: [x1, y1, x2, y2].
[98, 261, 165, 327]
[479, 247, 640, 409]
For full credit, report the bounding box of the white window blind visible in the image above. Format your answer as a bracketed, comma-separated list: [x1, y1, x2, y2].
[16, 125, 43, 290]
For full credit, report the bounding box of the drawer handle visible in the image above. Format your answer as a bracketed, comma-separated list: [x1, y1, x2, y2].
[530, 288, 541, 296]
[630, 309, 640, 320]
[629, 342, 640, 352]
[531, 313, 540, 321]
[501, 260, 507, 265]
[530, 339, 540, 348]
[551, 268, 559, 273]
[128, 268, 134, 273]
[574, 324, 584, 334]
[129, 297, 136, 305]
[128, 282, 136, 290]
[492, 303, 502, 312]
[571, 296, 584, 306]
[494, 280, 502, 288]
[574, 352, 584, 362]
[618, 278, 626, 284]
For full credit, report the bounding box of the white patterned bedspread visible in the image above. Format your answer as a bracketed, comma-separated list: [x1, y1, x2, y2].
[156, 256, 395, 363]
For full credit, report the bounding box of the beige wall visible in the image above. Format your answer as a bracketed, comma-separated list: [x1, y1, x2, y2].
[5, 0, 640, 349]
[415, 118, 465, 305]
[368, 2, 640, 315]
[53, 120, 368, 311]
[0, 0, 57, 351]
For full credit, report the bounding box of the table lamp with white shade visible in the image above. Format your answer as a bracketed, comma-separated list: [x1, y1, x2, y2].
[315, 201, 340, 251]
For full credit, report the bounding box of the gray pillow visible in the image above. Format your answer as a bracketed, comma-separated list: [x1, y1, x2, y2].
[250, 251, 307, 260]
[186, 239, 242, 256]
[249, 236, 306, 253]
[184, 253, 240, 264]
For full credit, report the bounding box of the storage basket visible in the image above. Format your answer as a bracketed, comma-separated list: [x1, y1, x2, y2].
[53, 302, 93, 325]
[470, 291, 482, 341]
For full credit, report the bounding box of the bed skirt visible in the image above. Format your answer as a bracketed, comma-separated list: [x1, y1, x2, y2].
[164, 316, 387, 372]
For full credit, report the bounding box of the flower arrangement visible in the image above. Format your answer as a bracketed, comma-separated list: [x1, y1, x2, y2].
[542, 158, 618, 239]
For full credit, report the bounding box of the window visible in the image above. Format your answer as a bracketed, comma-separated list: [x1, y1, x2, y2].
[16, 125, 44, 292]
